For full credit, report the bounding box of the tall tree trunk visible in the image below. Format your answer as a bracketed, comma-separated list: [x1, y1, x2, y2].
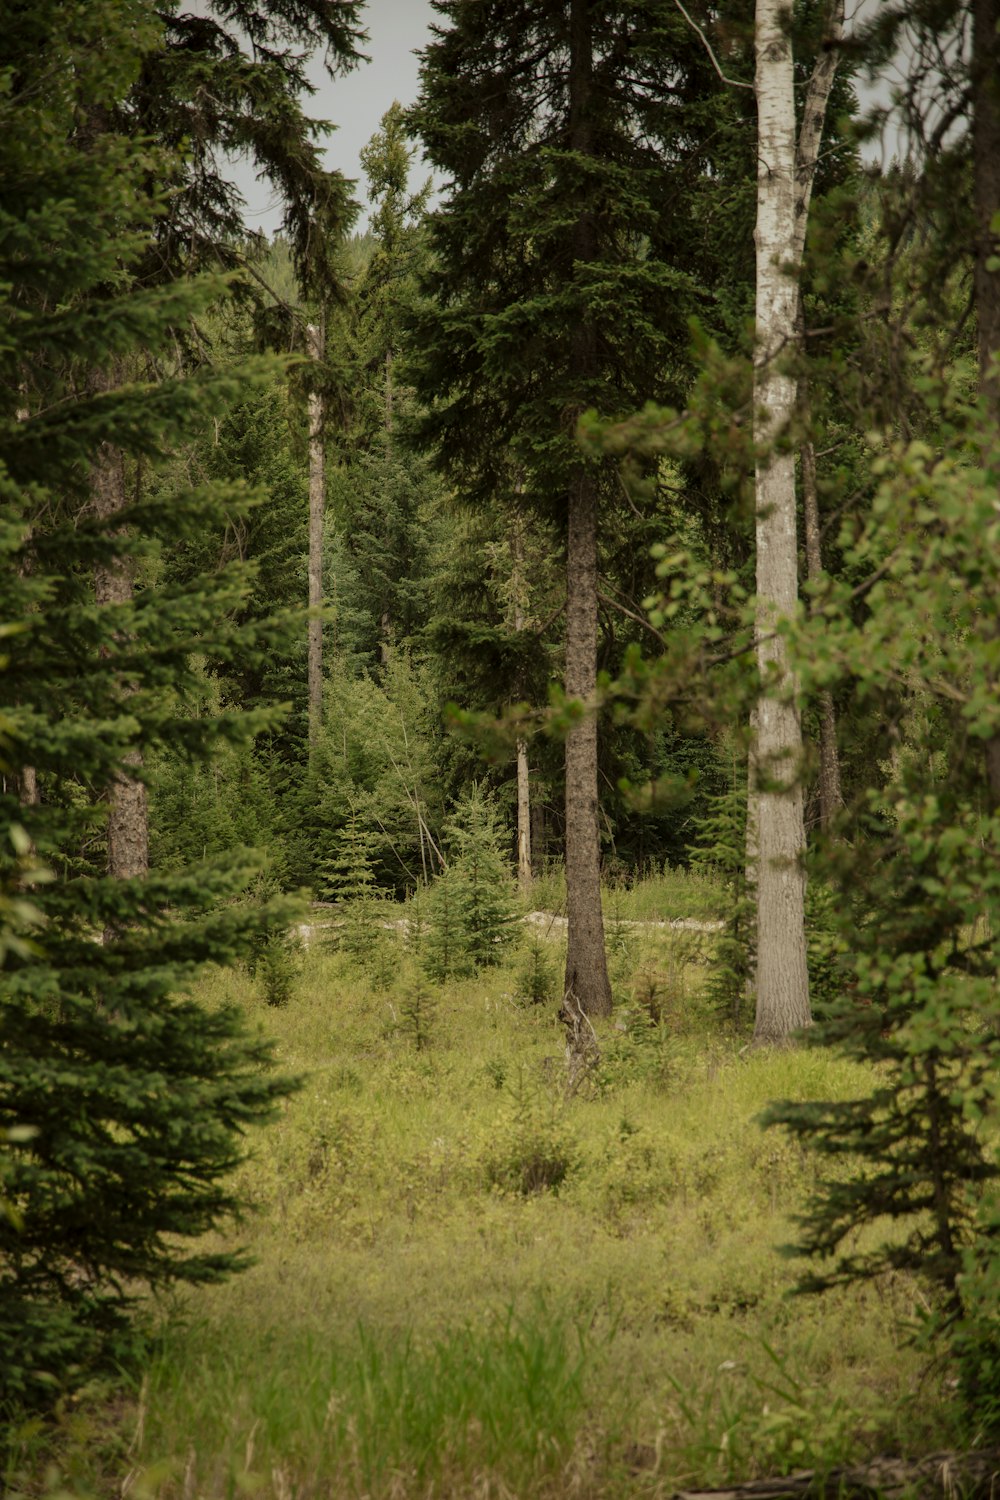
[972, 0, 1000, 808]
[744, 704, 760, 1015]
[92, 386, 148, 884]
[564, 0, 612, 1017]
[516, 740, 532, 890]
[801, 435, 842, 827]
[747, 0, 844, 1039]
[564, 463, 612, 1016]
[752, 0, 811, 1043]
[511, 517, 533, 891]
[307, 320, 325, 755]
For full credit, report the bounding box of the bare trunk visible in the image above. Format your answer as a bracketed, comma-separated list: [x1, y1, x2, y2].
[516, 740, 532, 890]
[531, 798, 545, 876]
[307, 321, 325, 754]
[801, 436, 842, 827]
[564, 464, 612, 1016]
[511, 515, 532, 890]
[972, 0, 1000, 807]
[744, 705, 760, 1013]
[92, 412, 148, 883]
[752, 0, 811, 1043]
[563, 0, 612, 1017]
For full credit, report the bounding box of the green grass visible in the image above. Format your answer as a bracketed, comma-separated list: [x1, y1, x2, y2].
[528, 861, 725, 923]
[5, 888, 961, 1498]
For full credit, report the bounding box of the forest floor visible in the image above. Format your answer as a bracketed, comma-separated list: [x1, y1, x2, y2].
[15, 872, 962, 1499]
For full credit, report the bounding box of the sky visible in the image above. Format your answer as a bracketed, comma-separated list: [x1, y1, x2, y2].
[232, 0, 906, 236]
[235, 0, 438, 235]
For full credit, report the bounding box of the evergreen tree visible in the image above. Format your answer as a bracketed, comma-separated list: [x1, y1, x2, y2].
[0, 2, 298, 1409]
[409, 0, 732, 1014]
[425, 787, 520, 978]
[76, 0, 366, 877]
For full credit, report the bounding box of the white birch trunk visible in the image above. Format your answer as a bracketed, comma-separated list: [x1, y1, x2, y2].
[752, 0, 811, 1043]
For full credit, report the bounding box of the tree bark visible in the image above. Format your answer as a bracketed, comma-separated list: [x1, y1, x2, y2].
[972, 0, 1000, 808]
[516, 740, 532, 890]
[92, 411, 148, 883]
[307, 320, 325, 754]
[563, 0, 612, 1017]
[801, 435, 842, 827]
[564, 463, 612, 1016]
[752, 0, 811, 1043]
[511, 518, 533, 891]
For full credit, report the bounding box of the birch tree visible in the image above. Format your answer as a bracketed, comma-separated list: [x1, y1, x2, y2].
[751, 0, 844, 1043]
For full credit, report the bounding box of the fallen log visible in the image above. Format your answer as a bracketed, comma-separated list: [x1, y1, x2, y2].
[672, 1449, 1000, 1500]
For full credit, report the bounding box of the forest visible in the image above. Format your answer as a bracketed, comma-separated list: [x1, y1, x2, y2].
[2, 0, 1000, 1494]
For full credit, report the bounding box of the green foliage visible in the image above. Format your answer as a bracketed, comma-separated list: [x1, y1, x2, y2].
[0, 1, 299, 1411]
[691, 774, 754, 1028]
[766, 425, 1000, 1433]
[67, 925, 945, 1498]
[408, 1, 740, 511]
[258, 931, 302, 1008]
[293, 651, 443, 895]
[134, 1305, 587, 1499]
[514, 931, 556, 1006]
[483, 1074, 580, 1197]
[423, 787, 520, 980]
[399, 966, 437, 1053]
[320, 809, 381, 956]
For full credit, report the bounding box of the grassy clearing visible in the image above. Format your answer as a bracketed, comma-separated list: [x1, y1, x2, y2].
[6, 893, 960, 1499]
[528, 862, 725, 923]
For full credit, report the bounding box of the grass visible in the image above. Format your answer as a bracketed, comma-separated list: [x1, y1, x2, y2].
[528, 861, 725, 923]
[5, 880, 961, 1499]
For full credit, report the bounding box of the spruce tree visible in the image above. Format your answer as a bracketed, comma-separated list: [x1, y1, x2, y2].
[425, 788, 520, 978]
[0, 1, 298, 1410]
[408, 0, 730, 1015]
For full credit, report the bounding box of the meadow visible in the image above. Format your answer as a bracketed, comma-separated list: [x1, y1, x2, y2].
[8, 873, 959, 1499]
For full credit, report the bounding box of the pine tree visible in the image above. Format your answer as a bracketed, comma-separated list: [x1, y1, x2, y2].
[0, 2, 298, 1409]
[409, 0, 729, 1015]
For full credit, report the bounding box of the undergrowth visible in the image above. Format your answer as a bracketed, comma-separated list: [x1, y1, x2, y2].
[2, 879, 960, 1498]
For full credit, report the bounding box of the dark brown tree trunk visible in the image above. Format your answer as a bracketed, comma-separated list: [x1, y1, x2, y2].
[92, 410, 148, 883]
[563, 0, 612, 1017]
[801, 436, 842, 827]
[307, 321, 325, 753]
[972, 0, 1000, 808]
